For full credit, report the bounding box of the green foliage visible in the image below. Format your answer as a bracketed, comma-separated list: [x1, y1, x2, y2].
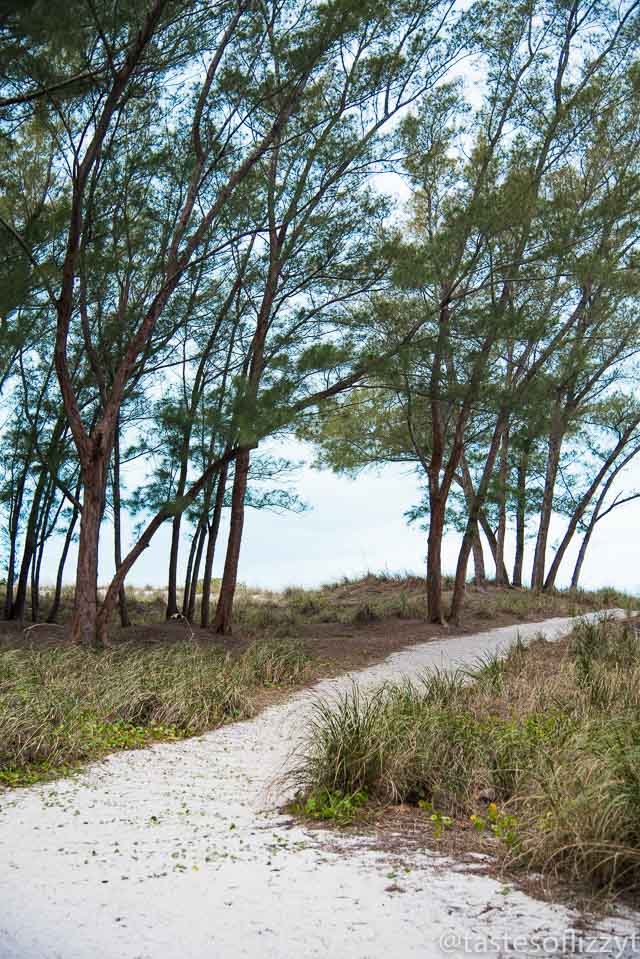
[293, 787, 369, 824]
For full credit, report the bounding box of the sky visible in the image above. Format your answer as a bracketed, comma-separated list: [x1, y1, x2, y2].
[39, 435, 640, 596]
[32, 45, 640, 600]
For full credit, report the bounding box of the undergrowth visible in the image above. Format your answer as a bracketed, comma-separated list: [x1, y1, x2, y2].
[289, 614, 640, 899]
[0, 638, 309, 787]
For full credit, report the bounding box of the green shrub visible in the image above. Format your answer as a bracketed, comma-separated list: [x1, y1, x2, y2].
[289, 616, 640, 897]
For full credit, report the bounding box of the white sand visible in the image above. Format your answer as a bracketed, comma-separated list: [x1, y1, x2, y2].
[1, 611, 638, 959]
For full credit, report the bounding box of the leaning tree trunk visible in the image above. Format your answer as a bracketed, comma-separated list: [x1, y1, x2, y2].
[165, 514, 183, 620]
[30, 482, 54, 623]
[531, 409, 564, 590]
[542, 430, 639, 592]
[571, 523, 596, 590]
[460, 457, 509, 586]
[512, 447, 529, 587]
[47, 487, 81, 623]
[187, 517, 208, 623]
[570, 465, 627, 590]
[181, 462, 218, 619]
[450, 415, 506, 624]
[472, 528, 486, 587]
[112, 422, 130, 628]
[10, 469, 49, 620]
[426, 490, 447, 624]
[4, 472, 27, 619]
[213, 450, 250, 635]
[494, 426, 510, 586]
[201, 464, 228, 628]
[165, 431, 193, 620]
[477, 511, 510, 585]
[181, 523, 203, 618]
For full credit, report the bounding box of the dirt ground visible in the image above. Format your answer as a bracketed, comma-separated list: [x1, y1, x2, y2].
[0, 579, 620, 678]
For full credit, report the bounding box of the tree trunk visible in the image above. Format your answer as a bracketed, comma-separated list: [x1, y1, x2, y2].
[477, 511, 510, 585]
[71, 460, 106, 647]
[112, 422, 130, 628]
[426, 491, 446, 624]
[201, 464, 228, 628]
[543, 431, 640, 592]
[460, 457, 509, 587]
[450, 415, 507, 623]
[96, 448, 238, 646]
[213, 450, 250, 635]
[472, 528, 486, 587]
[531, 406, 564, 589]
[494, 426, 510, 586]
[570, 466, 630, 590]
[10, 469, 48, 620]
[4, 472, 26, 618]
[571, 525, 594, 590]
[187, 518, 207, 622]
[512, 446, 529, 587]
[31, 476, 59, 622]
[166, 514, 182, 620]
[47, 491, 81, 623]
[30, 482, 54, 623]
[181, 524, 202, 618]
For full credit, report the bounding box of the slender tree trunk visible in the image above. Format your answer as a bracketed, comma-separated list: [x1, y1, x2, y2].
[571, 524, 594, 590]
[166, 514, 183, 620]
[47, 491, 81, 623]
[30, 554, 40, 623]
[10, 470, 48, 620]
[495, 426, 510, 586]
[570, 467, 629, 590]
[4, 473, 26, 618]
[201, 464, 228, 628]
[457, 467, 484, 587]
[34, 479, 64, 622]
[166, 429, 194, 619]
[472, 529, 486, 587]
[531, 406, 565, 589]
[96, 448, 238, 646]
[543, 432, 640, 592]
[213, 450, 250, 635]
[450, 416, 507, 623]
[426, 491, 447, 624]
[187, 517, 207, 622]
[181, 524, 202, 617]
[477, 511, 509, 584]
[461, 458, 509, 586]
[33, 483, 64, 622]
[112, 421, 130, 628]
[30, 491, 51, 623]
[30, 483, 52, 623]
[512, 447, 529, 587]
[71, 459, 107, 647]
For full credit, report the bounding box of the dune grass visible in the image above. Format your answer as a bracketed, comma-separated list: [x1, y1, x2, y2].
[0, 638, 309, 787]
[289, 615, 640, 898]
[5, 574, 633, 641]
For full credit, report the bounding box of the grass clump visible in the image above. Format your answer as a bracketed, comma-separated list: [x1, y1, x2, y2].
[290, 614, 640, 899]
[239, 638, 309, 686]
[0, 638, 310, 787]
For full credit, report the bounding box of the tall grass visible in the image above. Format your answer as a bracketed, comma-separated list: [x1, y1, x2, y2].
[290, 616, 640, 897]
[0, 639, 309, 785]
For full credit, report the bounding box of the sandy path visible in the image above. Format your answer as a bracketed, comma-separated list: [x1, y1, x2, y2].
[1, 611, 638, 959]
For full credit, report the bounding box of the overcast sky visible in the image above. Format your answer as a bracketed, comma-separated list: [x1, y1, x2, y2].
[36, 65, 640, 600]
[39, 435, 640, 596]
